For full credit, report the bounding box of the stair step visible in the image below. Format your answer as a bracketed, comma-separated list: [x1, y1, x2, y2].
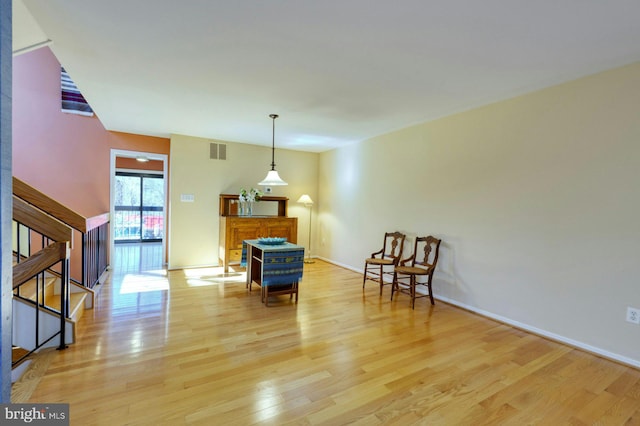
[12, 346, 31, 367]
[13, 275, 57, 304]
[14, 276, 88, 322]
[45, 292, 88, 322]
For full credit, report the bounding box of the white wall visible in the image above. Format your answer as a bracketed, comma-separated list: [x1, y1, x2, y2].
[318, 62, 640, 365]
[168, 134, 318, 269]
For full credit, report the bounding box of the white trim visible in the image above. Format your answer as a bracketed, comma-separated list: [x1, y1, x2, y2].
[435, 296, 640, 369]
[110, 149, 168, 267]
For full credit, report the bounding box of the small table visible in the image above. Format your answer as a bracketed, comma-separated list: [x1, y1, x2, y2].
[242, 240, 305, 306]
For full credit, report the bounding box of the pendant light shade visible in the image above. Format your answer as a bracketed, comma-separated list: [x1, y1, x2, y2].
[259, 170, 287, 186]
[258, 114, 288, 186]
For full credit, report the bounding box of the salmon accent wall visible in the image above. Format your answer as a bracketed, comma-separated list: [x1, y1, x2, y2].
[13, 47, 170, 279]
[13, 48, 169, 216]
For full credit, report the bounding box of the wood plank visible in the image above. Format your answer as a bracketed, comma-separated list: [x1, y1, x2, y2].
[12, 242, 69, 289]
[12, 348, 58, 403]
[13, 197, 73, 243]
[23, 259, 640, 424]
[13, 177, 109, 232]
[13, 177, 88, 231]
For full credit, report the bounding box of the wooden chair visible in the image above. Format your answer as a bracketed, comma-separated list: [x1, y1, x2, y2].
[392, 236, 441, 308]
[363, 232, 406, 295]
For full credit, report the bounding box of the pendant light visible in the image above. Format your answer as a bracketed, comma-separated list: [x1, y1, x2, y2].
[258, 114, 288, 186]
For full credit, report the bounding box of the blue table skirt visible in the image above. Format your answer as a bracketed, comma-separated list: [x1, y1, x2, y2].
[242, 241, 304, 287]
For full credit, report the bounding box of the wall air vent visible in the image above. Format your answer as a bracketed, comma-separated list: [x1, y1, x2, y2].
[210, 143, 227, 160]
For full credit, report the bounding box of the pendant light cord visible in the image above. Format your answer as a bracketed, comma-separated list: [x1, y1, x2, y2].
[269, 114, 278, 171]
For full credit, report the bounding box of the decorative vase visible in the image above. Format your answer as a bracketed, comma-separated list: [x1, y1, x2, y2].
[248, 202, 253, 216]
[239, 201, 246, 216]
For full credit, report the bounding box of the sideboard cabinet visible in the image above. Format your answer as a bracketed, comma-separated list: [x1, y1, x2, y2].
[219, 194, 297, 272]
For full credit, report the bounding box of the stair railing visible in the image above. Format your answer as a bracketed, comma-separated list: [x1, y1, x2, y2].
[12, 197, 72, 363]
[12, 177, 110, 366]
[13, 177, 110, 289]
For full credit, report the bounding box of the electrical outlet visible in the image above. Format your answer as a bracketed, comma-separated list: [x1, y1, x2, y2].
[626, 307, 640, 324]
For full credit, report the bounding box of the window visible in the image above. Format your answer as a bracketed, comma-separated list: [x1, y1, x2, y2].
[114, 172, 164, 242]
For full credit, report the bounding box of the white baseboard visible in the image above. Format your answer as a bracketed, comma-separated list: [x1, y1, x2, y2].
[436, 295, 640, 369]
[317, 256, 361, 274]
[318, 256, 640, 369]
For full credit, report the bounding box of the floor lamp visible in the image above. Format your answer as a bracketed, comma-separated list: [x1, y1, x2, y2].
[297, 194, 315, 264]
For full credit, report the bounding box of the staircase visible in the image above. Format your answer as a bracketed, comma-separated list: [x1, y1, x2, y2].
[13, 272, 92, 338]
[11, 273, 92, 382]
[11, 177, 108, 383]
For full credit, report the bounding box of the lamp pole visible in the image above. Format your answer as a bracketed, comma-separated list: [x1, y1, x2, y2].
[297, 194, 315, 264]
[305, 204, 314, 263]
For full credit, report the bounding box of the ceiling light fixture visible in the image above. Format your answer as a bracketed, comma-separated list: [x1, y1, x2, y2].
[136, 155, 149, 162]
[258, 114, 288, 186]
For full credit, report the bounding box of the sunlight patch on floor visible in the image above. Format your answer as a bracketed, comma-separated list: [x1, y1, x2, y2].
[119, 270, 170, 294]
[183, 266, 246, 287]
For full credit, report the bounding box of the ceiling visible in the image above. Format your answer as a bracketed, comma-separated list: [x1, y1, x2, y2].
[15, 1, 640, 152]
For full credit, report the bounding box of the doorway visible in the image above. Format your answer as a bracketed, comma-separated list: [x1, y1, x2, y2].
[110, 150, 168, 271]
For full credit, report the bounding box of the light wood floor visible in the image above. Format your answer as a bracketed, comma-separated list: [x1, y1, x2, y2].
[25, 251, 640, 425]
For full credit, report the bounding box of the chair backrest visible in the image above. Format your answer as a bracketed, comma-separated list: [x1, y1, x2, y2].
[411, 236, 441, 272]
[382, 232, 406, 264]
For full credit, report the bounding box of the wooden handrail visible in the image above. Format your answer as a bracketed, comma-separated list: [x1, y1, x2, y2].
[13, 177, 108, 233]
[13, 177, 86, 231]
[86, 212, 109, 231]
[13, 242, 69, 289]
[13, 196, 73, 244]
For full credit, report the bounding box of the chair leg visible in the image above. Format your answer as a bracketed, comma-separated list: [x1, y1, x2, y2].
[410, 276, 416, 309]
[391, 271, 397, 301]
[379, 265, 384, 296]
[362, 263, 367, 288]
[428, 281, 435, 305]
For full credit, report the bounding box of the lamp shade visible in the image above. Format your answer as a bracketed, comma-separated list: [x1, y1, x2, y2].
[297, 194, 314, 205]
[258, 170, 288, 186]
